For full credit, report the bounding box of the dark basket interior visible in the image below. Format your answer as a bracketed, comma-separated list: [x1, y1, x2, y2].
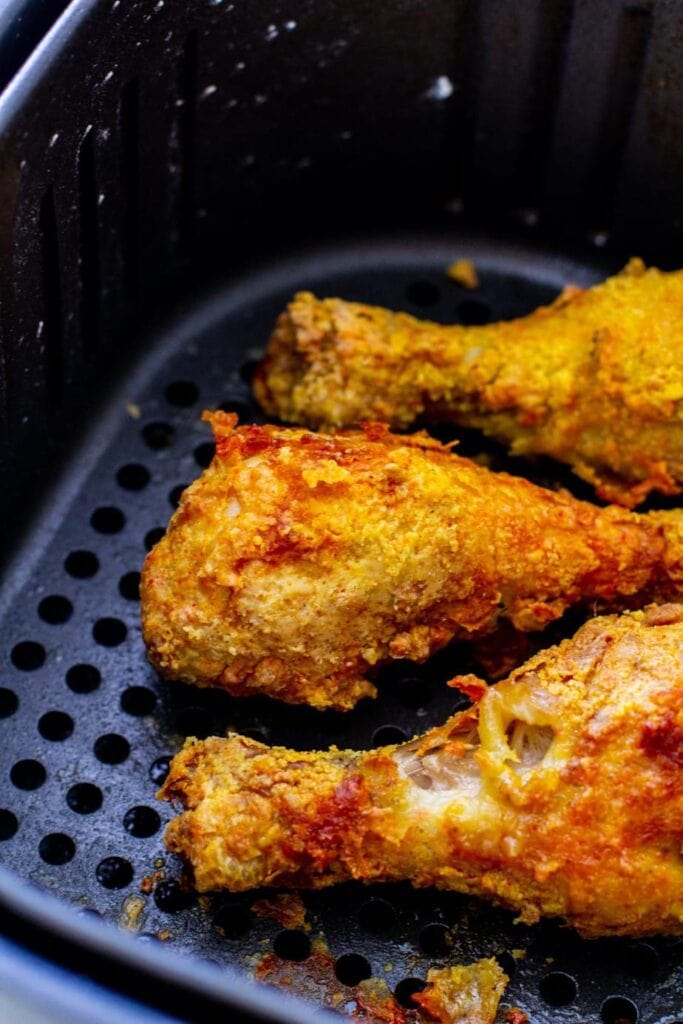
[1, 2, 683, 1022]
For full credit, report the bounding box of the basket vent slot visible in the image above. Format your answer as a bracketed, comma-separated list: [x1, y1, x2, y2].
[586, 3, 653, 228]
[175, 30, 198, 259]
[39, 186, 63, 408]
[120, 78, 140, 296]
[522, 0, 575, 210]
[78, 127, 101, 353]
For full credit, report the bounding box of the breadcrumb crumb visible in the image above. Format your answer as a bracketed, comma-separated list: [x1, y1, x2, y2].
[446, 258, 479, 289]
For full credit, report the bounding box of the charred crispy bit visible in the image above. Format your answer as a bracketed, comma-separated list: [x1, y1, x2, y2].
[142, 412, 683, 710]
[254, 259, 683, 506]
[503, 1011, 528, 1024]
[160, 606, 683, 938]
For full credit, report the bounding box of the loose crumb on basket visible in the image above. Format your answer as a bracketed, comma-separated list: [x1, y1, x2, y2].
[504, 1009, 529, 1024]
[446, 258, 479, 290]
[140, 868, 166, 894]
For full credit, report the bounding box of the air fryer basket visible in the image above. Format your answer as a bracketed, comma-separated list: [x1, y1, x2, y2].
[1, 2, 682, 1022]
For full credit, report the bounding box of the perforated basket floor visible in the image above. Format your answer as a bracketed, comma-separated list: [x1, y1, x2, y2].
[0, 237, 681, 1024]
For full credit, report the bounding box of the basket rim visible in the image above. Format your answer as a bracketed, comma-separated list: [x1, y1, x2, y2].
[0, 862, 335, 1023]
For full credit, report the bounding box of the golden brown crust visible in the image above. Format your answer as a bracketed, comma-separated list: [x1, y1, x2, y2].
[141, 412, 683, 709]
[160, 607, 683, 938]
[253, 260, 683, 506]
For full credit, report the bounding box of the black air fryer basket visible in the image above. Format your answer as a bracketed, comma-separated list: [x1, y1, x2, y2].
[0, 1, 682, 1021]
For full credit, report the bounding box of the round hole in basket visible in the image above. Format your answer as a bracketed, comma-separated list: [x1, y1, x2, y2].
[164, 380, 199, 407]
[418, 922, 450, 955]
[273, 930, 311, 963]
[39, 832, 75, 865]
[38, 595, 73, 624]
[601, 995, 639, 1024]
[66, 663, 101, 694]
[11, 641, 45, 671]
[92, 618, 127, 647]
[64, 550, 99, 579]
[96, 856, 134, 890]
[10, 759, 46, 790]
[335, 953, 372, 986]
[358, 898, 397, 933]
[120, 686, 156, 717]
[0, 689, 18, 718]
[142, 422, 175, 450]
[38, 710, 74, 741]
[123, 805, 161, 838]
[539, 971, 578, 1007]
[394, 978, 426, 1008]
[149, 756, 171, 786]
[118, 571, 141, 601]
[91, 506, 126, 534]
[0, 810, 18, 841]
[153, 878, 195, 913]
[66, 783, 103, 814]
[117, 463, 150, 491]
[93, 734, 130, 765]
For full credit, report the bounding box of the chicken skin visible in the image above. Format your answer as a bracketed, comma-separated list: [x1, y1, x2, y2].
[141, 412, 683, 710]
[160, 605, 683, 938]
[253, 259, 683, 506]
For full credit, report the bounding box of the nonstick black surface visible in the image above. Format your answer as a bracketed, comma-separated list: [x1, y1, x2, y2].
[0, 237, 681, 1023]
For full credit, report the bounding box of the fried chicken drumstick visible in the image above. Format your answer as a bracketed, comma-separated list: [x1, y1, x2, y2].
[254, 259, 683, 506]
[160, 605, 683, 938]
[141, 412, 683, 710]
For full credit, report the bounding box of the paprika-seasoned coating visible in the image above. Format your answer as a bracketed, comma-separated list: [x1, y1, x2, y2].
[160, 605, 683, 938]
[254, 259, 683, 506]
[141, 412, 683, 710]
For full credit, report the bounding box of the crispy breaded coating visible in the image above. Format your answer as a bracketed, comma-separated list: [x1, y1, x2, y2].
[160, 606, 683, 937]
[254, 259, 683, 506]
[141, 412, 683, 710]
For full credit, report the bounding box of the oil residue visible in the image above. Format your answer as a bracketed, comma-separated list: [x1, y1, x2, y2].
[254, 938, 418, 1022]
[253, 936, 515, 1024]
